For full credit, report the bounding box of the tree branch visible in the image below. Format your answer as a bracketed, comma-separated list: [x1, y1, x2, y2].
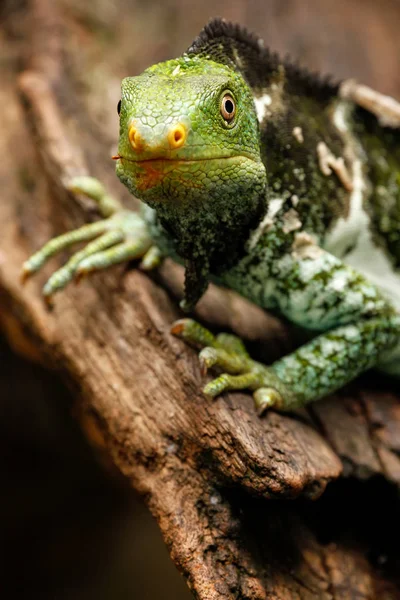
[1, 0, 400, 597]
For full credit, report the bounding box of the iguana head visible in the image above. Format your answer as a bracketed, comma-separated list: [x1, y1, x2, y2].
[114, 18, 275, 308]
[116, 55, 265, 205]
[115, 54, 267, 307]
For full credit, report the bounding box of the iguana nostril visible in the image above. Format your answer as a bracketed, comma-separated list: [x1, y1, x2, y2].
[128, 125, 143, 151]
[168, 123, 187, 149]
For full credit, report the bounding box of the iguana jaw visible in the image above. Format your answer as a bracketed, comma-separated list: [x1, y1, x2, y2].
[114, 155, 257, 164]
[116, 54, 268, 272]
[116, 154, 263, 196]
[117, 57, 264, 198]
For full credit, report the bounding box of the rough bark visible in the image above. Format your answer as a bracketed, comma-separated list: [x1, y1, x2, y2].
[1, 0, 400, 598]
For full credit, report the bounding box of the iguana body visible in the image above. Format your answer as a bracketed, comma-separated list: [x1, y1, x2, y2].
[22, 19, 400, 412]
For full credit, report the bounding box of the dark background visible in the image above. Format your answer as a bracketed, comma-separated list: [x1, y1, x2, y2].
[1, 0, 400, 598]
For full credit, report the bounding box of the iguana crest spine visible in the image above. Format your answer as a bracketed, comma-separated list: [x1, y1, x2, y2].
[187, 17, 338, 101]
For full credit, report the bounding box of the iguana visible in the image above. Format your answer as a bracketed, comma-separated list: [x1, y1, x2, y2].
[22, 18, 400, 413]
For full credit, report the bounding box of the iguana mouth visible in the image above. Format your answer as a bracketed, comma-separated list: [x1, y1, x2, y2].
[114, 154, 260, 191]
[112, 154, 256, 164]
[116, 155, 246, 191]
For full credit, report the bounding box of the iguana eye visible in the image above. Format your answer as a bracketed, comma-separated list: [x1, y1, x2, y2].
[117, 100, 121, 115]
[220, 94, 236, 121]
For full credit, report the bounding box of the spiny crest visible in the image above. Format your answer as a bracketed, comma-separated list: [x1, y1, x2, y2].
[187, 18, 338, 102]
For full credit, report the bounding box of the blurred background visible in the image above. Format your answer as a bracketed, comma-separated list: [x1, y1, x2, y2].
[1, 0, 400, 598]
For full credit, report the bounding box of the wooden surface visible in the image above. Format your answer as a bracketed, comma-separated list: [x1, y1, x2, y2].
[1, 0, 400, 597]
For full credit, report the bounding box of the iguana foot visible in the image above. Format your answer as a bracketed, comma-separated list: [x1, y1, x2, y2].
[21, 176, 161, 303]
[171, 318, 290, 414]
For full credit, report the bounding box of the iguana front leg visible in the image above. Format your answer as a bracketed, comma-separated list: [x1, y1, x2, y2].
[172, 239, 400, 413]
[172, 315, 399, 413]
[171, 319, 291, 412]
[22, 177, 161, 302]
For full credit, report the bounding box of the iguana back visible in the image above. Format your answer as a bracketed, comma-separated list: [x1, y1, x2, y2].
[189, 19, 400, 309]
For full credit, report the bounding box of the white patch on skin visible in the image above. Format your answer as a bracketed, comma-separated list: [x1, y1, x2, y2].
[268, 197, 285, 218]
[291, 194, 299, 207]
[171, 65, 180, 76]
[325, 156, 366, 257]
[292, 232, 323, 260]
[340, 79, 400, 129]
[232, 47, 244, 69]
[248, 197, 284, 250]
[326, 103, 400, 311]
[344, 222, 400, 312]
[282, 208, 302, 234]
[254, 94, 272, 122]
[298, 257, 326, 282]
[292, 126, 304, 143]
[317, 338, 343, 356]
[332, 101, 349, 132]
[329, 270, 348, 292]
[317, 141, 353, 191]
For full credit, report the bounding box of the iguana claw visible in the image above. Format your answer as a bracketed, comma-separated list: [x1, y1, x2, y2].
[22, 176, 161, 300]
[171, 317, 286, 413]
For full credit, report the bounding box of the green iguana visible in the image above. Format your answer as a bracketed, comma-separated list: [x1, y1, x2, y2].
[22, 18, 400, 413]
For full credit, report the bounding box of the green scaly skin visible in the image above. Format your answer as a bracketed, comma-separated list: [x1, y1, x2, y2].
[22, 19, 400, 413]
